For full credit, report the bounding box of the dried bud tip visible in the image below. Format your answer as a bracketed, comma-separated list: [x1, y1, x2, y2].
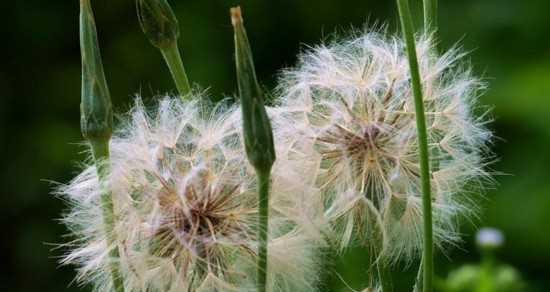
[230, 6, 242, 26]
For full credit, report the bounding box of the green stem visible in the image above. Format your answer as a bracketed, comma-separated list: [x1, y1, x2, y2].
[423, 0, 438, 32]
[257, 171, 270, 292]
[160, 42, 191, 99]
[90, 140, 125, 292]
[476, 251, 495, 292]
[396, 1, 434, 292]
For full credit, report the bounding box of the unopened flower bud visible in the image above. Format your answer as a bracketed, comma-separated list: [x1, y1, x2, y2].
[136, 0, 179, 49]
[80, 0, 113, 141]
[231, 6, 275, 174]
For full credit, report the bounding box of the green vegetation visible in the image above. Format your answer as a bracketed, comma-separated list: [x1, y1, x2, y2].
[2, 0, 550, 291]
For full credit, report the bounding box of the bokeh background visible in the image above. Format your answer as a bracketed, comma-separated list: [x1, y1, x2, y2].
[1, 0, 549, 291]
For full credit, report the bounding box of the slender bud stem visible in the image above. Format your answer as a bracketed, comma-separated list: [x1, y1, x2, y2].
[137, 0, 191, 98]
[475, 228, 503, 292]
[90, 141, 125, 292]
[231, 6, 276, 292]
[257, 172, 270, 292]
[423, 0, 437, 32]
[396, 0, 434, 292]
[79, 0, 124, 291]
[160, 42, 191, 98]
[476, 250, 495, 292]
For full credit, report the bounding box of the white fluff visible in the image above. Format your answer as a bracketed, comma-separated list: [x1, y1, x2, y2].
[57, 94, 320, 291]
[273, 30, 492, 263]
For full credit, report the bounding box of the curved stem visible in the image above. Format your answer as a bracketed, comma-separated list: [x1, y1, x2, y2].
[160, 42, 191, 99]
[90, 140, 124, 292]
[257, 171, 270, 292]
[396, 0, 434, 292]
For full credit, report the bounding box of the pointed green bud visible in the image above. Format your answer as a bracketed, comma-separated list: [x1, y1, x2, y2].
[231, 7, 275, 175]
[80, 0, 113, 142]
[136, 0, 179, 49]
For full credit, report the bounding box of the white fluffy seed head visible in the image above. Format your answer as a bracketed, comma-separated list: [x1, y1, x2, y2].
[273, 29, 492, 263]
[57, 93, 319, 291]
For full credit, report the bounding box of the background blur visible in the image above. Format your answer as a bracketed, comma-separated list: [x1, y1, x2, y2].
[1, 0, 549, 291]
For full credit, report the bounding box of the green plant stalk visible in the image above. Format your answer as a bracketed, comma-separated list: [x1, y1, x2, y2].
[423, 0, 437, 32]
[160, 42, 191, 98]
[396, 0, 434, 292]
[257, 171, 270, 292]
[80, 1, 124, 290]
[476, 251, 495, 292]
[90, 140, 125, 292]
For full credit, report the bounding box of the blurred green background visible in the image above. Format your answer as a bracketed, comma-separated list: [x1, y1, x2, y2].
[1, 0, 549, 291]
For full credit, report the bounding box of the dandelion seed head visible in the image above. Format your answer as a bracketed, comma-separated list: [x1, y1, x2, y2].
[58, 94, 319, 291]
[274, 29, 492, 263]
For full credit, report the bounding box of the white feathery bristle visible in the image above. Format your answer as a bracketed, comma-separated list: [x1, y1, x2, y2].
[273, 30, 492, 263]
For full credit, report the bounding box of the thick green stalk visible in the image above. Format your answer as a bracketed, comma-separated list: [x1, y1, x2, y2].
[396, 0, 434, 292]
[160, 42, 191, 98]
[257, 172, 270, 292]
[231, 7, 276, 292]
[79, 1, 124, 290]
[423, 0, 437, 32]
[90, 140, 125, 292]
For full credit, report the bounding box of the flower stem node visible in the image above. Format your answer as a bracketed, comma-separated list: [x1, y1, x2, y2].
[136, 0, 179, 50]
